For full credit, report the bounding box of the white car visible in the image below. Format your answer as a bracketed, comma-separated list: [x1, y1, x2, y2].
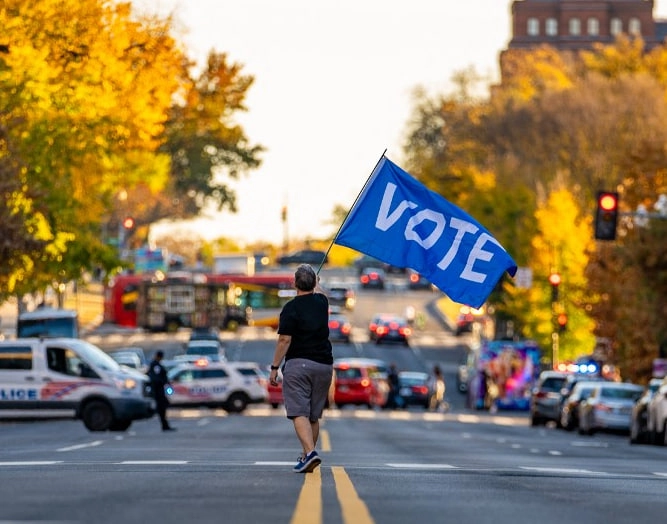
[646, 377, 667, 445]
[166, 360, 267, 413]
[185, 340, 226, 362]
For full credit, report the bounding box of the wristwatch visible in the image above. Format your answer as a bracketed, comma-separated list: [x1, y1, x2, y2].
[270, 365, 280, 370]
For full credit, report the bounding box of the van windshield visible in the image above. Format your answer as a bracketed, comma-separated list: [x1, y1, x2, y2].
[61, 340, 122, 373]
[18, 317, 78, 338]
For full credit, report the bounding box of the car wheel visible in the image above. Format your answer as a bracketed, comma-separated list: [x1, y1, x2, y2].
[270, 403, 280, 409]
[82, 400, 114, 432]
[530, 414, 541, 426]
[109, 419, 133, 432]
[226, 392, 249, 413]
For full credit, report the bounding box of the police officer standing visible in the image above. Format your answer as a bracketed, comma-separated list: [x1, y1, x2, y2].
[147, 350, 175, 431]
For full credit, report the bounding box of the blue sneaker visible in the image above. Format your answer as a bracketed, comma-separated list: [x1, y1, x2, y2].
[293, 450, 321, 473]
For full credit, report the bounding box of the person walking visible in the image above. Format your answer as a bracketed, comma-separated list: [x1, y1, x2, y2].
[269, 264, 333, 473]
[147, 350, 175, 431]
[430, 365, 446, 412]
[386, 363, 400, 409]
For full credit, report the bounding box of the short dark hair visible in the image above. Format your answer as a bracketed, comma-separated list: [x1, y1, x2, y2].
[155, 350, 164, 359]
[294, 264, 317, 291]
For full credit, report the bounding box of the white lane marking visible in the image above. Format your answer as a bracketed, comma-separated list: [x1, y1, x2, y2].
[387, 463, 458, 469]
[571, 441, 609, 448]
[549, 450, 563, 456]
[58, 441, 104, 452]
[0, 461, 62, 466]
[652, 472, 667, 477]
[520, 467, 605, 475]
[120, 461, 188, 465]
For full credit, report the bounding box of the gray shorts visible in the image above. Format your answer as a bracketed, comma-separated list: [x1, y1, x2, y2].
[282, 358, 333, 421]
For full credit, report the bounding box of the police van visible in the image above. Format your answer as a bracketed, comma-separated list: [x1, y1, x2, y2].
[0, 338, 154, 431]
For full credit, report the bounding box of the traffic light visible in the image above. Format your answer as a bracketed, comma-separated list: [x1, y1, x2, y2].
[548, 272, 561, 302]
[122, 216, 135, 230]
[556, 313, 568, 333]
[594, 191, 619, 241]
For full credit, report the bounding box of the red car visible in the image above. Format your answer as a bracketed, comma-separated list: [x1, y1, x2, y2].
[333, 358, 389, 409]
[259, 366, 284, 409]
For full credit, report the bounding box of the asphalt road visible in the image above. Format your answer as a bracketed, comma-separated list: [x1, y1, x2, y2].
[2, 282, 667, 523]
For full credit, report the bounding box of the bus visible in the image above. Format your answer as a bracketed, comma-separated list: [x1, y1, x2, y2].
[104, 271, 295, 331]
[466, 339, 541, 411]
[17, 307, 79, 338]
[208, 272, 295, 329]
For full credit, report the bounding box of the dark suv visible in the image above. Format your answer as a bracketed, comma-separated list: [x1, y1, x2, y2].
[276, 249, 328, 266]
[530, 371, 569, 426]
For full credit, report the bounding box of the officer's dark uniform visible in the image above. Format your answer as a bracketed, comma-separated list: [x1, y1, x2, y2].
[147, 351, 175, 431]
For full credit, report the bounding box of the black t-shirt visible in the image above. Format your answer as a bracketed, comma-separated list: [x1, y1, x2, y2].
[278, 292, 333, 365]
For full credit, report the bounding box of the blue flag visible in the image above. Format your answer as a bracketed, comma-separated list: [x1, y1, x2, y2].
[335, 156, 517, 308]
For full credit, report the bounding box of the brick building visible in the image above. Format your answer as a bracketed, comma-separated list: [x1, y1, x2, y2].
[507, 0, 667, 51]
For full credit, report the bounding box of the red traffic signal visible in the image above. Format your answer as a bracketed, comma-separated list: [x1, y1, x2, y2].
[548, 273, 561, 286]
[122, 216, 135, 230]
[557, 313, 568, 332]
[594, 191, 619, 241]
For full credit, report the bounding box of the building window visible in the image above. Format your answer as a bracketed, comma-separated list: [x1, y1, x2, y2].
[587, 17, 599, 36]
[546, 18, 558, 36]
[527, 18, 540, 36]
[569, 18, 581, 36]
[611, 18, 623, 36]
[628, 18, 641, 35]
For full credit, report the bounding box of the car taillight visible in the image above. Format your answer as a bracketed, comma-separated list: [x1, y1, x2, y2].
[360, 378, 370, 388]
[410, 274, 419, 283]
[376, 326, 387, 335]
[369, 323, 378, 332]
[361, 276, 369, 284]
[534, 391, 547, 399]
[594, 404, 613, 412]
[400, 327, 412, 336]
[413, 385, 429, 395]
[341, 325, 351, 334]
[329, 320, 340, 329]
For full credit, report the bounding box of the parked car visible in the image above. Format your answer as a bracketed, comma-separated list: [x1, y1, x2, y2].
[258, 366, 284, 409]
[368, 314, 411, 345]
[559, 381, 598, 431]
[359, 267, 386, 289]
[167, 360, 267, 413]
[407, 270, 433, 291]
[185, 339, 226, 362]
[646, 376, 667, 445]
[397, 371, 433, 409]
[189, 327, 224, 344]
[577, 382, 644, 435]
[630, 378, 662, 444]
[454, 305, 488, 336]
[328, 312, 352, 343]
[352, 255, 405, 276]
[276, 249, 328, 266]
[107, 346, 148, 373]
[529, 371, 569, 426]
[557, 374, 608, 423]
[326, 285, 356, 310]
[333, 358, 389, 409]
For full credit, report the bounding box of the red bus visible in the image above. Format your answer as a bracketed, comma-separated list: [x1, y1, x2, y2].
[104, 271, 295, 331]
[207, 272, 295, 329]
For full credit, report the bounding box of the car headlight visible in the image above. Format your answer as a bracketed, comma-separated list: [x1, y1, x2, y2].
[114, 377, 138, 390]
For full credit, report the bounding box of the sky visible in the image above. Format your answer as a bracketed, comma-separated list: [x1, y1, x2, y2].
[144, 0, 667, 248]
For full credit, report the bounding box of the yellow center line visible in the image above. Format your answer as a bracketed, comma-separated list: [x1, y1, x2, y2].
[320, 429, 331, 452]
[332, 466, 375, 524]
[290, 467, 322, 524]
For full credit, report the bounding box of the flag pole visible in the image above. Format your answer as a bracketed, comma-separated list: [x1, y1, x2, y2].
[315, 149, 387, 275]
